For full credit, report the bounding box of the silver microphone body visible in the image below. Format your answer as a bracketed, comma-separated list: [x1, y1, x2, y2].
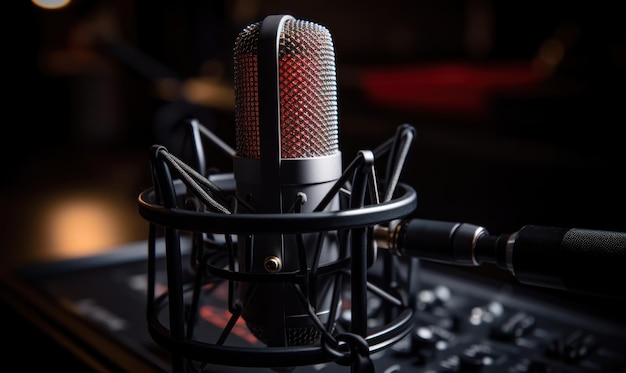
[232, 15, 342, 347]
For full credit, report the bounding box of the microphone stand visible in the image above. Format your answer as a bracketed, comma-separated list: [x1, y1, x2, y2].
[138, 121, 420, 372]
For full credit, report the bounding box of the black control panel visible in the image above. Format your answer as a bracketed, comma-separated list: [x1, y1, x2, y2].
[1, 240, 624, 372]
[385, 265, 626, 372]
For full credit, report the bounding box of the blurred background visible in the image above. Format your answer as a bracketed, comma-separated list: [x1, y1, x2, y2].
[6, 0, 625, 266]
[3, 0, 626, 370]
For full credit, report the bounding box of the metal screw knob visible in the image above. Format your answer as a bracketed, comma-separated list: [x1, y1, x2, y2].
[264, 256, 282, 273]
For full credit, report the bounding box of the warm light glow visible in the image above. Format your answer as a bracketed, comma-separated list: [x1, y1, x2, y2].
[183, 78, 235, 110]
[32, 0, 72, 10]
[538, 38, 565, 67]
[41, 193, 129, 258]
[532, 38, 565, 77]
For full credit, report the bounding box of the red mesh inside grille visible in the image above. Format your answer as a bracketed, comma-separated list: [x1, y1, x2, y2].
[234, 18, 338, 159]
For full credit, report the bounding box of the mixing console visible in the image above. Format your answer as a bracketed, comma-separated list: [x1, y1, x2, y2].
[1, 240, 624, 372]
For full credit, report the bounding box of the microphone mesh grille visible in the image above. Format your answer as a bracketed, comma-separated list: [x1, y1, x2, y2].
[234, 18, 339, 159]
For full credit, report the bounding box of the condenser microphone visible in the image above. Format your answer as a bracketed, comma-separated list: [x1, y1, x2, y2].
[232, 14, 343, 347]
[139, 14, 419, 371]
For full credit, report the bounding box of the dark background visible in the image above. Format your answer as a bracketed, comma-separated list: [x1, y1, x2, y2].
[3, 0, 625, 370]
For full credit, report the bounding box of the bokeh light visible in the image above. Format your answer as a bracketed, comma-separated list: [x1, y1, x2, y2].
[32, 0, 72, 10]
